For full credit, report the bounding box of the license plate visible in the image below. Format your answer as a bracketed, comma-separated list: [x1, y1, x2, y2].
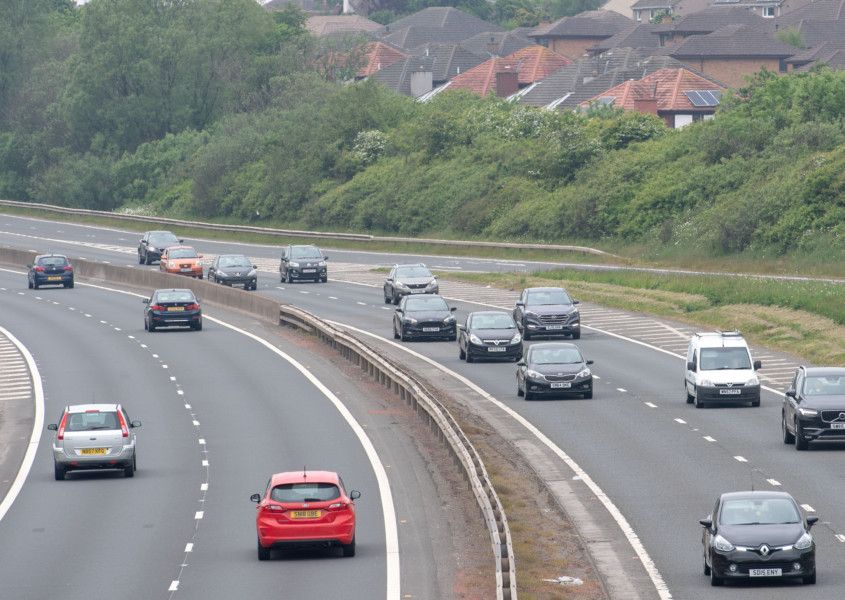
[546, 325, 564, 330]
[551, 382, 572, 388]
[411, 289, 425, 293]
[422, 327, 439, 332]
[719, 388, 742, 395]
[749, 568, 782, 577]
[831, 423, 845, 430]
[488, 347, 506, 352]
[290, 510, 321, 519]
[167, 306, 185, 312]
[180, 267, 192, 272]
[47, 276, 62, 281]
[80, 448, 107, 455]
[302, 269, 316, 273]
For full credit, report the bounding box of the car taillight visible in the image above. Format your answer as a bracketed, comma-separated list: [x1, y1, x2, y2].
[64, 265, 73, 271]
[117, 411, 129, 438]
[34, 266, 45, 272]
[185, 303, 200, 311]
[263, 504, 284, 514]
[327, 502, 349, 511]
[57, 412, 68, 440]
[150, 304, 164, 311]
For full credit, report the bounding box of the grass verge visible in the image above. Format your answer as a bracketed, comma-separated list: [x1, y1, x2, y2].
[441, 270, 845, 366]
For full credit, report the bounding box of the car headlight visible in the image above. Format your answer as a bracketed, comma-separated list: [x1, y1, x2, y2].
[510, 332, 522, 344]
[797, 407, 819, 417]
[425, 280, 438, 289]
[524, 311, 538, 318]
[700, 379, 715, 387]
[318, 261, 326, 267]
[713, 535, 735, 552]
[745, 376, 759, 386]
[443, 315, 456, 324]
[288, 261, 300, 268]
[148, 246, 157, 252]
[394, 281, 408, 289]
[247, 269, 257, 277]
[576, 368, 592, 378]
[469, 334, 483, 345]
[403, 317, 418, 324]
[525, 369, 546, 381]
[794, 532, 813, 550]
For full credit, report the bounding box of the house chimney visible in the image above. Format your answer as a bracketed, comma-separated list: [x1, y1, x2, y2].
[633, 84, 658, 115]
[410, 70, 434, 97]
[496, 69, 519, 97]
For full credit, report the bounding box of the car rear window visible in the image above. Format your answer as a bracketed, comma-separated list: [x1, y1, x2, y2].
[155, 291, 195, 303]
[66, 411, 119, 432]
[37, 256, 68, 267]
[270, 483, 340, 503]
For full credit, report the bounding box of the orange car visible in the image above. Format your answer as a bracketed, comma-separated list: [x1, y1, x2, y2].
[159, 246, 204, 279]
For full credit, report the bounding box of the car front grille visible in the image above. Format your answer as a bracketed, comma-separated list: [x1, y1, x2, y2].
[545, 374, 576, 382]
[714, 383, 745, 388]
[538, 314, 576, 325]
[406, 283, 428, 290]
[821, 410, 845, 423]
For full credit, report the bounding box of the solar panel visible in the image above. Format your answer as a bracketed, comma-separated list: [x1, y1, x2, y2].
[684, 90, 721, 107]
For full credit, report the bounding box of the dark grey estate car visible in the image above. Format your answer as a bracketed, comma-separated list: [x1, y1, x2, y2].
[384, 264, 438, 304]
[208, 254, 258, 290]
[783, 366, 845, 450]
[513, 287, 581, 340]
[280, 245, 328, 283]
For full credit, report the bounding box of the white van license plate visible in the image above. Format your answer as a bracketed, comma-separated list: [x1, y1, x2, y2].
[719, 389, 742, 395]
[749, 568, 781, 577]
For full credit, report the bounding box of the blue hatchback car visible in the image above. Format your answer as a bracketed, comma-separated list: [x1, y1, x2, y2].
[28, 254, 74, 289]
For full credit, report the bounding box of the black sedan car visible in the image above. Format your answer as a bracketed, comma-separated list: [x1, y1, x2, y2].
[393, 295, 457, 341]
[458, 311, 522, 362]
[280, 244, 328, 283]
[28, 254, 74, 289]
[208, 254, 258, 290]
[143, 289, 202, 332]
[783, 366, 845, 450]
[517, 342, 593, 399]
[513, 287, 581, 340]
[138, 230, 182, 264]
[700, 491, 817, 586]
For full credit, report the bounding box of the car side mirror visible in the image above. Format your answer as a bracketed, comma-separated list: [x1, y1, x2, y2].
[350, 490, 361, 500]
[586, 360, 594, 365]
[323, 256, 329, 261]
[142, 298, 150, 304]
[198, 254, 204, 258]
[250, 493, 261, 503]
[806, 515, 819, 528]
[786, 390, 796, 398]
[516, 302, 524, 307]
[141, 240, 148, 245]
[47, 424, 58, 431]
[253, 265, 258, 269]
[753, 360, 762, 370]
[699, 518, 713, 529]
[178, 239, 184, 243]
[517, 361, 526, 367]
[457, 324, 465, 331]
[450, 307, 457, 312]
[395, 308, 403, 314]
[386, 277, 393, 282]
[130, 420, 142, 428]
[573, 300, 580, 305]
[687, 361, 696, 372]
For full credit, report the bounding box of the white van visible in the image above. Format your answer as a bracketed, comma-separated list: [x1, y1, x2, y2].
[685, 331, 762, 408]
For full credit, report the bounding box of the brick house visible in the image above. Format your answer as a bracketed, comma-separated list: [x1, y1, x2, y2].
[652, 6, 771, 46]
[529, 10, 635, 60]
[356, 42, 408, 78]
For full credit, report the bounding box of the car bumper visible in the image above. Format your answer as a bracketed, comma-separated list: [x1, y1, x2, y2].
[53, 444, 135, 468]
[796, 418, 845, 442]
[524, 322, 580, 337]
[711, 548, 814, 580]
[697, 386, 760, 404]
[467, 343, 522, 361]
[403, 324, 456, 340]
[150, 311, 202, 327]
[395, 288, 438, 298]
[164, 269, 203, 278]
[33, 273, 73, 286]
[287, 268, 326, 281]
[525, 376, 592, 395]
[257, 518, 355, 547]
[216, 275, 257, 287]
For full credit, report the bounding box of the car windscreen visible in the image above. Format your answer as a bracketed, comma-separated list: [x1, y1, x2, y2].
[37, 256, 68, 267]
[154, 291, 195, 303]
[405, 296, 448, 311]
[290, 246, 322, 260]
[526, 290, 572, 305]
[168, 248, 198, 259]
[719, 498, 800, 525]
[803, 375, 845, 396]
[470, 313, 515, 329]
[699, 347, 752, 370]
[149, 234, 178, 247]
[66, 411, 119, 432]
[218, 256, 251, 268]
[270, 482, 340, 503]
[396, 266, 432, 278]
[529, 346, 583, 365]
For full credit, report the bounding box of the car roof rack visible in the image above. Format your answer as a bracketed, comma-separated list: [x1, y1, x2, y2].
[694, 330, 742, 338]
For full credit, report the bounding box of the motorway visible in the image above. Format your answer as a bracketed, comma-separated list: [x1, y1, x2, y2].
[1, 214, 845, 599]
[0, 263, 475, 599]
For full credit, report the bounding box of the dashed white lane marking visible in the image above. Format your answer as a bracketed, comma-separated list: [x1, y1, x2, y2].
[276, 286, 285, 290]
[356, 301, 367, 306]
[177, 390, 184, 395]
[201, 483, 208, 492]
[152, 353, 158, 358]
[644, 402, 658, 408]
[734, 456, 748, 462]
[381, 306, 392, 310]
[84, 313, 91, 317]
[617, 387, 627, 392]
[801, 504, 815, 512]
[192, 420, 200, 427]
[299, 290, 309, 294]
[168, 581, 179, 592]
[184, 543, 193, 552]
[703, 436, 716, 442]
[767, 479, 781, 486]
[202, 460, 209, 467]
[162, 364, 168, 369]
[836, 534, 845, 543]
[169, 376, 176, 381]
[195, 511, 204, 520]
[592, 375, 601, 380]
[198, 438, 206, 445]
[140, 344, 147, 348]
[185, 404, 191, 409]
[674, 418, 686, 424]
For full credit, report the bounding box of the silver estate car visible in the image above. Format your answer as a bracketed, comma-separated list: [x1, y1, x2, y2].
[47, 404, 141, 480]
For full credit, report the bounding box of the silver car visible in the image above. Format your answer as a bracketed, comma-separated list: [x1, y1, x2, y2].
[47, 404, 141, 480]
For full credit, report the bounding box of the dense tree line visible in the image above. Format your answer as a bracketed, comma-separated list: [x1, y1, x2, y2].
[1, 1, 843, 261]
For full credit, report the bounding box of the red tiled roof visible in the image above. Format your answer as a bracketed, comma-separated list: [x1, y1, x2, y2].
[447, 56, 522, 95]
[502, 45, 572, 84]
[357, 42, 408, 77]
[579, 67, 725, 111]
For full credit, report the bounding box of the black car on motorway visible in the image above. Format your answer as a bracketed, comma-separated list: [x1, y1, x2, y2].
[27, 254, 74, 289]
[700, 491, 817, 586]
[458, 311, 522, 362]
[782, 366, 845, 450]
[393, 295, 457, 341]
[138, 230, 182, 264]
[517, 342, 593, 399]
[208, 254, 258, 290]
[383, 264, 438, 304]
[513, 287, 581, 340]
[143, 288, 202, 332]
[280, 245, 328, 283]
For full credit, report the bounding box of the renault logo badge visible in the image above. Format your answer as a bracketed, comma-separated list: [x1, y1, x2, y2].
[760, 544, 770, 556]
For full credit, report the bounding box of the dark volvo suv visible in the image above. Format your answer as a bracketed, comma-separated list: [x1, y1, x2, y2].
[783, 366, 845, 450]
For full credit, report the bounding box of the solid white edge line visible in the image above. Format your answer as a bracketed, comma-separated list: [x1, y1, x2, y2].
[329, 319, 672, 600]
[0, 325, 45, 524]
[0, 269, 400, 600]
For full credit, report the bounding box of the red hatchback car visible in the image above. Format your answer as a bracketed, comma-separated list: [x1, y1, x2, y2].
[250, 470, 361, 560]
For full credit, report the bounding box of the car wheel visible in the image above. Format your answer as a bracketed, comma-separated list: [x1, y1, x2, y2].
[448, 334, 457, 342]
[341, 536, 356, 557]
[571, 331, 581, 340]
[710, 565, 723, 586]
[285, 271, 292, 284]
[194, 319, 203, 332]
[584, 391, 593, 399]
[32, 281, 39, 290]
[392, 293, 400, 305]
[459, 345, 466, 360]
[782, 414, 795, 444]
[795, 420, 809, 450]
[524, 388, 534, 400]
[399, 327, 408, 342]
[144, 253, 151, 265]
[393, 324, 400, 340]
[384, 291, 392, 304]
[54, 463, 66, 481]
[803, 571, 816, 585]
[466, 353, 474, 363]
[320, 276, 327, 283]
[66, 280, 74, 289]
[517, 382, 524, 397]
[138, 252, 144, 264]
[750, 397, 760, 407]
[694, 388, 705, 409]
[257, 539, 271, 561]
[703, 554, 711, 576]
[685, 382, 694, 404]
[27, 278, 33, 289]
[148, 319, 156, 332]
[124, 457, 135, 478]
